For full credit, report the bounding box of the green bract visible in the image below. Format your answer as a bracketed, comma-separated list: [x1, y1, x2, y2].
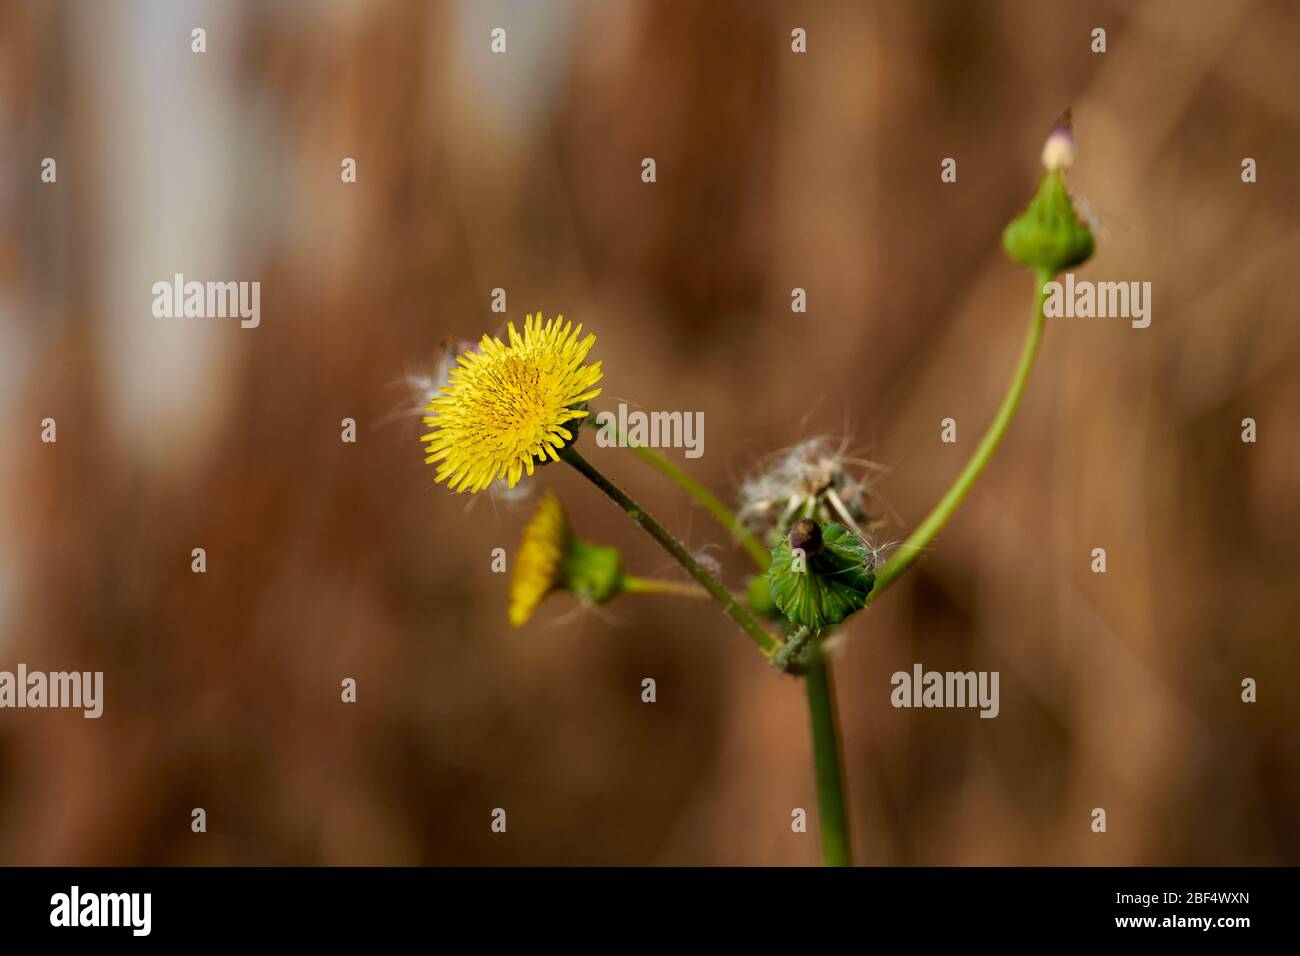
[1002, 168, 1094, 274]
[563, 538, 624, 605]
[767, 522, 874, 630]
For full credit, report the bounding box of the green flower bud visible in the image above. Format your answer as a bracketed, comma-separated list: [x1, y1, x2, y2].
[766, 521, 874, 630]
[1002, 168, 1094, 275]
[745, 573, 779, 618]
[510, 492, 624, 625]
[563, 538, 624, 606]
[1002, 113, 1093, 275]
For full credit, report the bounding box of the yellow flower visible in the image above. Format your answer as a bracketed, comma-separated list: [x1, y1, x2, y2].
[421, 314, 603, 493]
[509, 492, 571, 626]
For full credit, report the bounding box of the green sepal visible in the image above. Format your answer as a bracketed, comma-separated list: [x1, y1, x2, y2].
[766, 522, 874, 630]
[1002, 168, 1094, 274]
[564, 537, 624, 605]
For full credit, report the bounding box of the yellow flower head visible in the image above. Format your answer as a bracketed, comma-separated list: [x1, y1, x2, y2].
[422, 314, 603, 493]
[509, 492, 571, 626]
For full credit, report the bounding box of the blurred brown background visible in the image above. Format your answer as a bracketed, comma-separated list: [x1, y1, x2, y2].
[1, 0, 1297, 865]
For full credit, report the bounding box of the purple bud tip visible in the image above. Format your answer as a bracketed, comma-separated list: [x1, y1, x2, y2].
[789, 519, 823, 557]
[1041, 109, 1076, 170]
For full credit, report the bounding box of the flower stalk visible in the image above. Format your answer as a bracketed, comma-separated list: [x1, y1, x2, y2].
[559, 445, 782, 656]
[609, 451, 856, 866]
[805, 647, 852, 866]
[623, 440, 772, 569]
[868, 268, 1052, 602]
[621, 576, 710, 599]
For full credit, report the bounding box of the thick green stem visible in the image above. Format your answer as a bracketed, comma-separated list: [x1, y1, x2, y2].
[868, 269, 1051, 603]
[805, 648, 852, 866]
[623, 441, 772, 570]
[561, 445, 782, 656]
[622, 576, 710, 599]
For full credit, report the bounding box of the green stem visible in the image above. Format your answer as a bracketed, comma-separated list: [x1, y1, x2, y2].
[623, 441, 771, 570]
[611, 431, 855, 865]
[622, 576, 710, 599]
[603, 425, 853, 863]
[805, 647, 852, 866]
[561, 445, 782, 656]
[772, 625, 815, 672]
[868, 269, 1051, 603]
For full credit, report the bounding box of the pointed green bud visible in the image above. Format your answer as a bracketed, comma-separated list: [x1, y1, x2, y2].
[1002, 112, 1094, 275]
[766, 521, 874, 630]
